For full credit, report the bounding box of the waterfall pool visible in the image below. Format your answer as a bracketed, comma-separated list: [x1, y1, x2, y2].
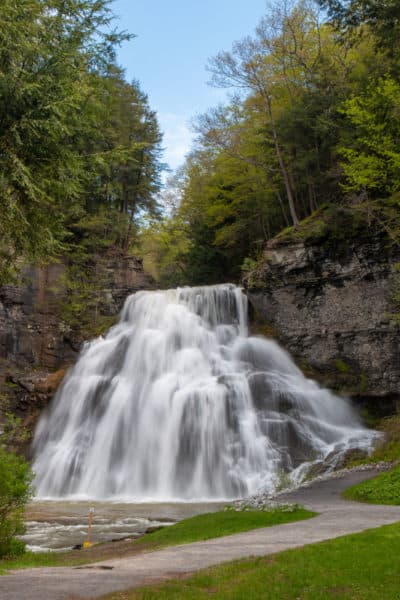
[21, 500, 225, 552]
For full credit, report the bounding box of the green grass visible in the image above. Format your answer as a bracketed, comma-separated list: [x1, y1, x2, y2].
[101, 522, 400, 600]
[132, 506, 315, 550]
[343, 464, 400, 505]
[0, 507, 314, 573]
[0, 551, 86, 573]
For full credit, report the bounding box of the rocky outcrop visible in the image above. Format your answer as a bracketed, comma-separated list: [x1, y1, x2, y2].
[0, 263, 76, 370]
[0, 251, 153, 444]
[245, 230, 400, 415]
[0, 252, 152, 370]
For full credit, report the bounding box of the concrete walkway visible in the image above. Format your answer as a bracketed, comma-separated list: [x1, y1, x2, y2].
[1, 470, 400, 599]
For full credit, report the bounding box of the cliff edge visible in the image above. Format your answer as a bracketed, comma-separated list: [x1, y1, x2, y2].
[245, 205, 400, 415]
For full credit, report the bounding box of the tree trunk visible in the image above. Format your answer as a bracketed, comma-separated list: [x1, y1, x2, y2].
[275, 190, 290, 227]
[265, 95, 299, 227]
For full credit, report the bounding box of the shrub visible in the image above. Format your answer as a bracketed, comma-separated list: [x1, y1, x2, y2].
[0, 427, 33, 557]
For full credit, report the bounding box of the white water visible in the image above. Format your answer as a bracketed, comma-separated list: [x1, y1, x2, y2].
[32, 284, 375, 501]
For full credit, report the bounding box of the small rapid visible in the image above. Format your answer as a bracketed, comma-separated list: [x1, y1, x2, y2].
[32, 284, 375, 500]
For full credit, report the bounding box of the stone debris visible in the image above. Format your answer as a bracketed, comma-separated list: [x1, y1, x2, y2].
[226, 500, 302, 512]
[226, 462, 396, 512]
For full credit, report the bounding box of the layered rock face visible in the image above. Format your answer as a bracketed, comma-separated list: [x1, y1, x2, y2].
[0, 252, 152, 444]
[0, 263, 75, 370]
[246, 233, 400, 414]
[0, 254, 151, 369]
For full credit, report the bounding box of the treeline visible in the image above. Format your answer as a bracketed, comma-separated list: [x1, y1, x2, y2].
[0, 0, 164, 285]
[143, 0, 400, 286]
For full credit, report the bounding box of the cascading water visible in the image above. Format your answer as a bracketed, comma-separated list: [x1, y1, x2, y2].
[32, 284, 375, 501]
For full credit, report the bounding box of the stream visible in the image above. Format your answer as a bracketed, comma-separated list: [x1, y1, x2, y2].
[22, 500, 224, 552]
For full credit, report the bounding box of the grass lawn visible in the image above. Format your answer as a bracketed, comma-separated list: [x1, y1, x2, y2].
[342, 413, 400, 505]
[0, 506, 314, 573]
[343, 464, 400, 505]
[131, 506, 315, 549]
[100, 522, 400, 600]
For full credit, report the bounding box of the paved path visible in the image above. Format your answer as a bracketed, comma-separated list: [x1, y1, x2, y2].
[1, 470, 400, 599]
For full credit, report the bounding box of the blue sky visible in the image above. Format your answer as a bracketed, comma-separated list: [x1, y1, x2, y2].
[113, 0, 267, 172]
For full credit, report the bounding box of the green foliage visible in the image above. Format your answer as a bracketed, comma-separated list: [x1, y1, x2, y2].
[139, 217, 192, 287]
[335, 359, 350, 373]
[101, 522, 400, 599]
[277, 204, 372, 252]
[339, 77, 400, 196]
[345, 414, 400, 467]
[241, 257, 258, 277]
[59, 209, 129, 334]
[343, 465, 400, 505]
[0, 0, 111, 277]
[2, 0, 400, 292]
[0, 0, 163, 284]
[319, 0, 400, 61]
[0, 419, 33, 558]
[144, 0, 399, 285]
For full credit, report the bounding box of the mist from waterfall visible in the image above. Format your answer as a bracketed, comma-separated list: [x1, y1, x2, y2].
[32, 284, 375, 501]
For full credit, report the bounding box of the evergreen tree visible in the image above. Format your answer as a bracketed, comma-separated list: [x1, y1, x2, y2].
[0, 1, 164, 283]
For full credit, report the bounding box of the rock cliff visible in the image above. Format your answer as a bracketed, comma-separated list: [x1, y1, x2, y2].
[0, 251, 153, 446]
[245, 210, 400, 416]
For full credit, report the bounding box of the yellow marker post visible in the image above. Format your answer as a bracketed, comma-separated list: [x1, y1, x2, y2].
[83, 507, 95, 549]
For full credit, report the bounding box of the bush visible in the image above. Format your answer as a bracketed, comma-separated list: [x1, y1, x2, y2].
[0, 440, 33, 557]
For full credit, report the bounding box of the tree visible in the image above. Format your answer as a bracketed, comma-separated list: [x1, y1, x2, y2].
[206, 1, 345, 227]
[208, 32, 300, 227]
[195, 101, 291, 226]
[0, 1, 133, 282]
[318, 0, 400, 50]
[0, 420, 32, 557]
[139, 0, 400, 286]
[339, 77, 400, 196]
[80, 71, 164, 249]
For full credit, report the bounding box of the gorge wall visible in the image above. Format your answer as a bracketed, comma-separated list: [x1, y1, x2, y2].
[245, 222, 400, 417]
[0, 251, 153, 444]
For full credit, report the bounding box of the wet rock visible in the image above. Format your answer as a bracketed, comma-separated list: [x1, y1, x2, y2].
[72, 544, 83, 550]
[144, 525, 165, 534]
[0, 253, 152, 371]
[0, 251, 153, 442]
[245, 232, 400, 411]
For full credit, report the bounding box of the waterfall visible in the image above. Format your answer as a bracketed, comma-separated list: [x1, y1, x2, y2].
[32, 284, 375, 500]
